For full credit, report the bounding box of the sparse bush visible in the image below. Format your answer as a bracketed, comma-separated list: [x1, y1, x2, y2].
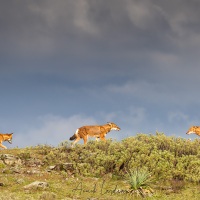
[0, 163, 5, 169]
[18, 152, 31, 160]
[170, 180, 185, 192]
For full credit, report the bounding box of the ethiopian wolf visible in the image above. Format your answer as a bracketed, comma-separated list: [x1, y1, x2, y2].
[0, 133, 13, 149]
[186, 126, 200, 136]
[69, 122, 120, 146]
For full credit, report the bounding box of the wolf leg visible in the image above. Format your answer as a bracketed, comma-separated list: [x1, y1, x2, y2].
[83, 135, 88, 144]
[71, 137, 80, 147]
[0, 143, 7, 149]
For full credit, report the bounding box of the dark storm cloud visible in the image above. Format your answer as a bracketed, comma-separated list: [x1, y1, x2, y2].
[1, 0, 200, 71]
[0, 0, 170, 56]
[1, 0, 200, 96]
[0, 0, 200, 104]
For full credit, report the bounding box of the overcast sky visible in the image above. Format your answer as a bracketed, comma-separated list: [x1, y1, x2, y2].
[1, 0, 200, 148]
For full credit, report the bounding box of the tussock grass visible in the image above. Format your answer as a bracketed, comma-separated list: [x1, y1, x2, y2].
[126, 169, 153, 190]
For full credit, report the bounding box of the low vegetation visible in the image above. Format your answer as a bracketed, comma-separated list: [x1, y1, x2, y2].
[125, 168, 154, 196]
[0, 132, 200, 199]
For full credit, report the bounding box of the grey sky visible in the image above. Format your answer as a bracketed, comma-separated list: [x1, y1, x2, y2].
[1, 0, 200, 147]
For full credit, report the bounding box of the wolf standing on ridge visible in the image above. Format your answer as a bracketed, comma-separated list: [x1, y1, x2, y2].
[0, 133, 13, 149]
[186, 126, 200, 136]
[69, 122, 120, 146]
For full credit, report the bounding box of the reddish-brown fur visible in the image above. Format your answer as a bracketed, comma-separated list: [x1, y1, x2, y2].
[0, 133, 13, 149]
[69, 122, 120, 146]
[186, 126, 200, 136]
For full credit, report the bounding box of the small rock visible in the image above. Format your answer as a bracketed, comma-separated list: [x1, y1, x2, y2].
[49, 166, 56, 170]
[48, 163, 74, 172]
[24, 181, 49, 190]
[10, 167, 21, 174]
[26, 158, 44, 167]
[26, 169, 41, 174]
[0, 154, 22, 166]
[16, 179, 25, 184]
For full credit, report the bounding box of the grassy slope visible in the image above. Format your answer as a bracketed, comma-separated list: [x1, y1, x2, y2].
[0, 133, 200, 199]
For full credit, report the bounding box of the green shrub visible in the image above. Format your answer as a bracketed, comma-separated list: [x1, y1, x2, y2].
[0, 162, 6, 169]
[26, 133, 200, 184]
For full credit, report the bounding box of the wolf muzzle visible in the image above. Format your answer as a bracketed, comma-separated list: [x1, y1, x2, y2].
[8, 139, 12, 144]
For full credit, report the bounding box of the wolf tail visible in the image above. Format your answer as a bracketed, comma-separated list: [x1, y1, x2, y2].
[69, 134, 76, 141]
[69, 129, 79, 141]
